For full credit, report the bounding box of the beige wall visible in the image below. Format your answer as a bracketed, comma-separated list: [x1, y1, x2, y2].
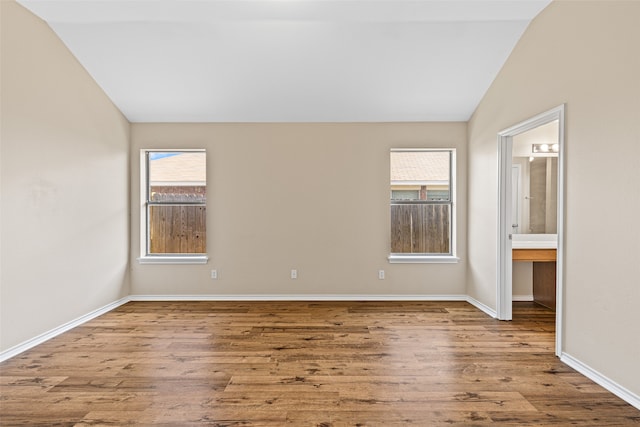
[0, 2, 131, 351]
[468, 0, 640, 395]
[131, 123, 467, 296]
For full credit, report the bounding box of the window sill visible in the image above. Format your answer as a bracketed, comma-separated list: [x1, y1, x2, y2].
[388, 255, 460, 264]
[137, 255, 209, 265]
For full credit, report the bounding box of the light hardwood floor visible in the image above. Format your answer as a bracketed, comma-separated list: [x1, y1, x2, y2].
[1, 301, 638, 426]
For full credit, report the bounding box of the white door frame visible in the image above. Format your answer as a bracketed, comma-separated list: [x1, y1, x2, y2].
[497, 104, 565, 357]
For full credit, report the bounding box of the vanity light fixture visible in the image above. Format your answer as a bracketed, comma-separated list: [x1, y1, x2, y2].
[532, 143, 558, 153]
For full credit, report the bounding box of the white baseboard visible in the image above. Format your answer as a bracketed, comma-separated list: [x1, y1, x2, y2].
[0, 297, 130, 363]
[465, 295, 498, 318]
[129, 294, 469, 302]
[561, 353, 640, 411]
[513, 294, 534, 301]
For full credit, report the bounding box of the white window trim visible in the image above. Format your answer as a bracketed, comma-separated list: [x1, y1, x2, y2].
[388, 255, 460, 264]
[138, 255, 209, 265]
[389, 148, 457, 263]
[138, 149, 208, 265]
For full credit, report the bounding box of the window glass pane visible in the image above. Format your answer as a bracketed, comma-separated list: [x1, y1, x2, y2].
[147, 151, 206, 255]
[390, 151, 450, 201]
[148, 152, 206, 203]
[390, 150, 452, 255]
[390, 203, 450, 254]
[149, 204, 206, 254]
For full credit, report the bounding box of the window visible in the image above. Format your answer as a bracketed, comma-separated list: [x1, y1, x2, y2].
[139, 150, 207, 263]
[426, 189, 450, 201]
[391, 189, 420, 200]
[389, 149, 457, 262]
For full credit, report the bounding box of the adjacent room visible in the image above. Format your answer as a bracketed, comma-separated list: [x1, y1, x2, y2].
[1, 0, 639, 424]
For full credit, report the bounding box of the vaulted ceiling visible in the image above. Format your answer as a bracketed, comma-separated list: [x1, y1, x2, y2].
[18, 0, 551, 122]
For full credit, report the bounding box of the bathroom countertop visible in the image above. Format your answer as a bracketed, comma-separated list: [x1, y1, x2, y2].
[512, 234, 557, 249]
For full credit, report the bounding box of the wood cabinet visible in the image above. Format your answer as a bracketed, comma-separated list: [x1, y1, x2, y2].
[513, 249, 556, 310]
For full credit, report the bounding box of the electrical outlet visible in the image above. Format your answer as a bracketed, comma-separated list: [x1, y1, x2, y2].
[378, 270, 385, 280]
[291, 269, 298, 279]
[211, 269, 218, 279]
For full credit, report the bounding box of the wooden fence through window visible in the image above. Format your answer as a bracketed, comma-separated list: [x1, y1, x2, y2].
[149, 201, 446, 255]
[391, 204, 450, 254]
[149, 205, 206, 254]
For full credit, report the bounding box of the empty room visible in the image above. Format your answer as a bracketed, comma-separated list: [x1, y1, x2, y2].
[1, 0, 639, 425]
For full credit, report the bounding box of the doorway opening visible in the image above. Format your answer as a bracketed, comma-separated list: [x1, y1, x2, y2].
[497, 105, 565, 357]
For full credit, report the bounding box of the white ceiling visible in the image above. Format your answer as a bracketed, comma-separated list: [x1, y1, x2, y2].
[18, 0, 551, 123]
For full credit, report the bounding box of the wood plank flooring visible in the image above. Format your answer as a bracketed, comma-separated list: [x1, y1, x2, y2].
[1, 301, 638, 426]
